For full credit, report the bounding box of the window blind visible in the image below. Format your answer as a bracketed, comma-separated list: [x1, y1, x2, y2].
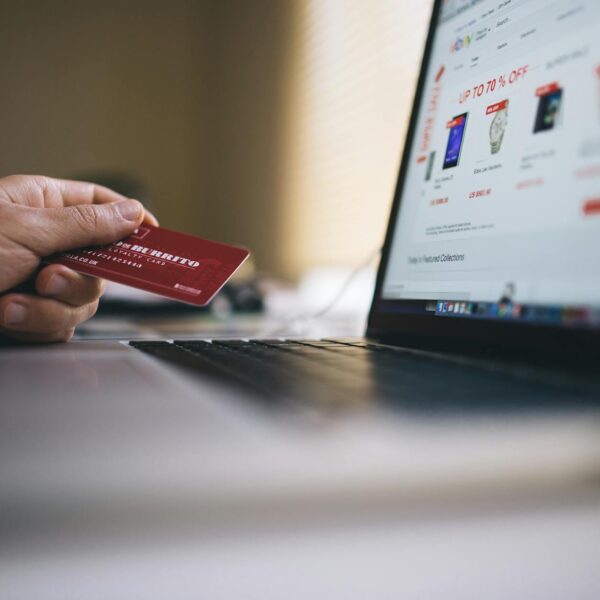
[280, 0, 432, 277]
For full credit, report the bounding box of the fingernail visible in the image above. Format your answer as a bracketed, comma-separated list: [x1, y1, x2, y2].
[46, 274, 69, 296]
[4, 303, 27, 326]
[144, 209, 159, 226]
[116, 200, 142, 222]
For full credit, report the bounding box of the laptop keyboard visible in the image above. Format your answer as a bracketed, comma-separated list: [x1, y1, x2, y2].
[129, 338, 581, 412]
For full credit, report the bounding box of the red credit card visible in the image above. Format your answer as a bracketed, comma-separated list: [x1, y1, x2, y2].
[45, 225, 250, 306]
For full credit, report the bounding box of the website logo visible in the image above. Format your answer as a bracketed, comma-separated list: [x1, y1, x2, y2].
[449, 34, 472, 54]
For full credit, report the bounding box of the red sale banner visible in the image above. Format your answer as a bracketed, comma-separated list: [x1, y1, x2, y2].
[446, 116, 465, 128]
[535, 82, 560, 96]
[583, 198, 600, 217]
[486, 99, 509, 115]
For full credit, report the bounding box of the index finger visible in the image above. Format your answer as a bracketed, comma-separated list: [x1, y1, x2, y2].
[54, 179, 129, 206]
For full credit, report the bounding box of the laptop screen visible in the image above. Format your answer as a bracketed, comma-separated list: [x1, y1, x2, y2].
[379, 0, 600, 331]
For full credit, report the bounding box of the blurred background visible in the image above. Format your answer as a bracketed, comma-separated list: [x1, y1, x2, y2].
[0, 0, 430, 281]
[3, 5, 600, 598]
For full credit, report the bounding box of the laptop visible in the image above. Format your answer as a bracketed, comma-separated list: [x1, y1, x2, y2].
[2, 0, 600, 547]
[128, 0, 600, 403]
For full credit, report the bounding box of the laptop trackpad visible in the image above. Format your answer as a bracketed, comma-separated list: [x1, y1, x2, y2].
[0, 341, 253, 450]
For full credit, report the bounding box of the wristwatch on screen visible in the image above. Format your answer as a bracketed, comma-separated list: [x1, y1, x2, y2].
[489, 104, 508, 154]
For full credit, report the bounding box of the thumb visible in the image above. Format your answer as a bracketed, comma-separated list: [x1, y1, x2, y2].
[23, 200, 144, 257]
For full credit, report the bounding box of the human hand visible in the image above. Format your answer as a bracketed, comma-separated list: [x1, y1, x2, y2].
[0, 174, 158, 343]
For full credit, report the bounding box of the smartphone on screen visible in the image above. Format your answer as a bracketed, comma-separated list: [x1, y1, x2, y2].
[533, 89, 563, 133]
[443, 113, 468, 169]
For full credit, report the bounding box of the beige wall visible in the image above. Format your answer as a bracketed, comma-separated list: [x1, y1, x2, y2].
[200, 0, 293, 274]
[0, 0, 292, 273]
[0, 0, 211, 232]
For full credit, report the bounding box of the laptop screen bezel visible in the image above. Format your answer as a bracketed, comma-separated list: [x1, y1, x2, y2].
[366, 0, 600, 353]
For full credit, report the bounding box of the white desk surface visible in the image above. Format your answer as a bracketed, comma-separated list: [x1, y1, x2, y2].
[2, 296, 599, 599]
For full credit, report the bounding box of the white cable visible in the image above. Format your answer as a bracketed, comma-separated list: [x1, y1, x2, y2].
[262, 246, 382, 338]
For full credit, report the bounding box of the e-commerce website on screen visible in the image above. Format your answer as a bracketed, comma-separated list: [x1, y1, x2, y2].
[383, 0, 600, 310]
